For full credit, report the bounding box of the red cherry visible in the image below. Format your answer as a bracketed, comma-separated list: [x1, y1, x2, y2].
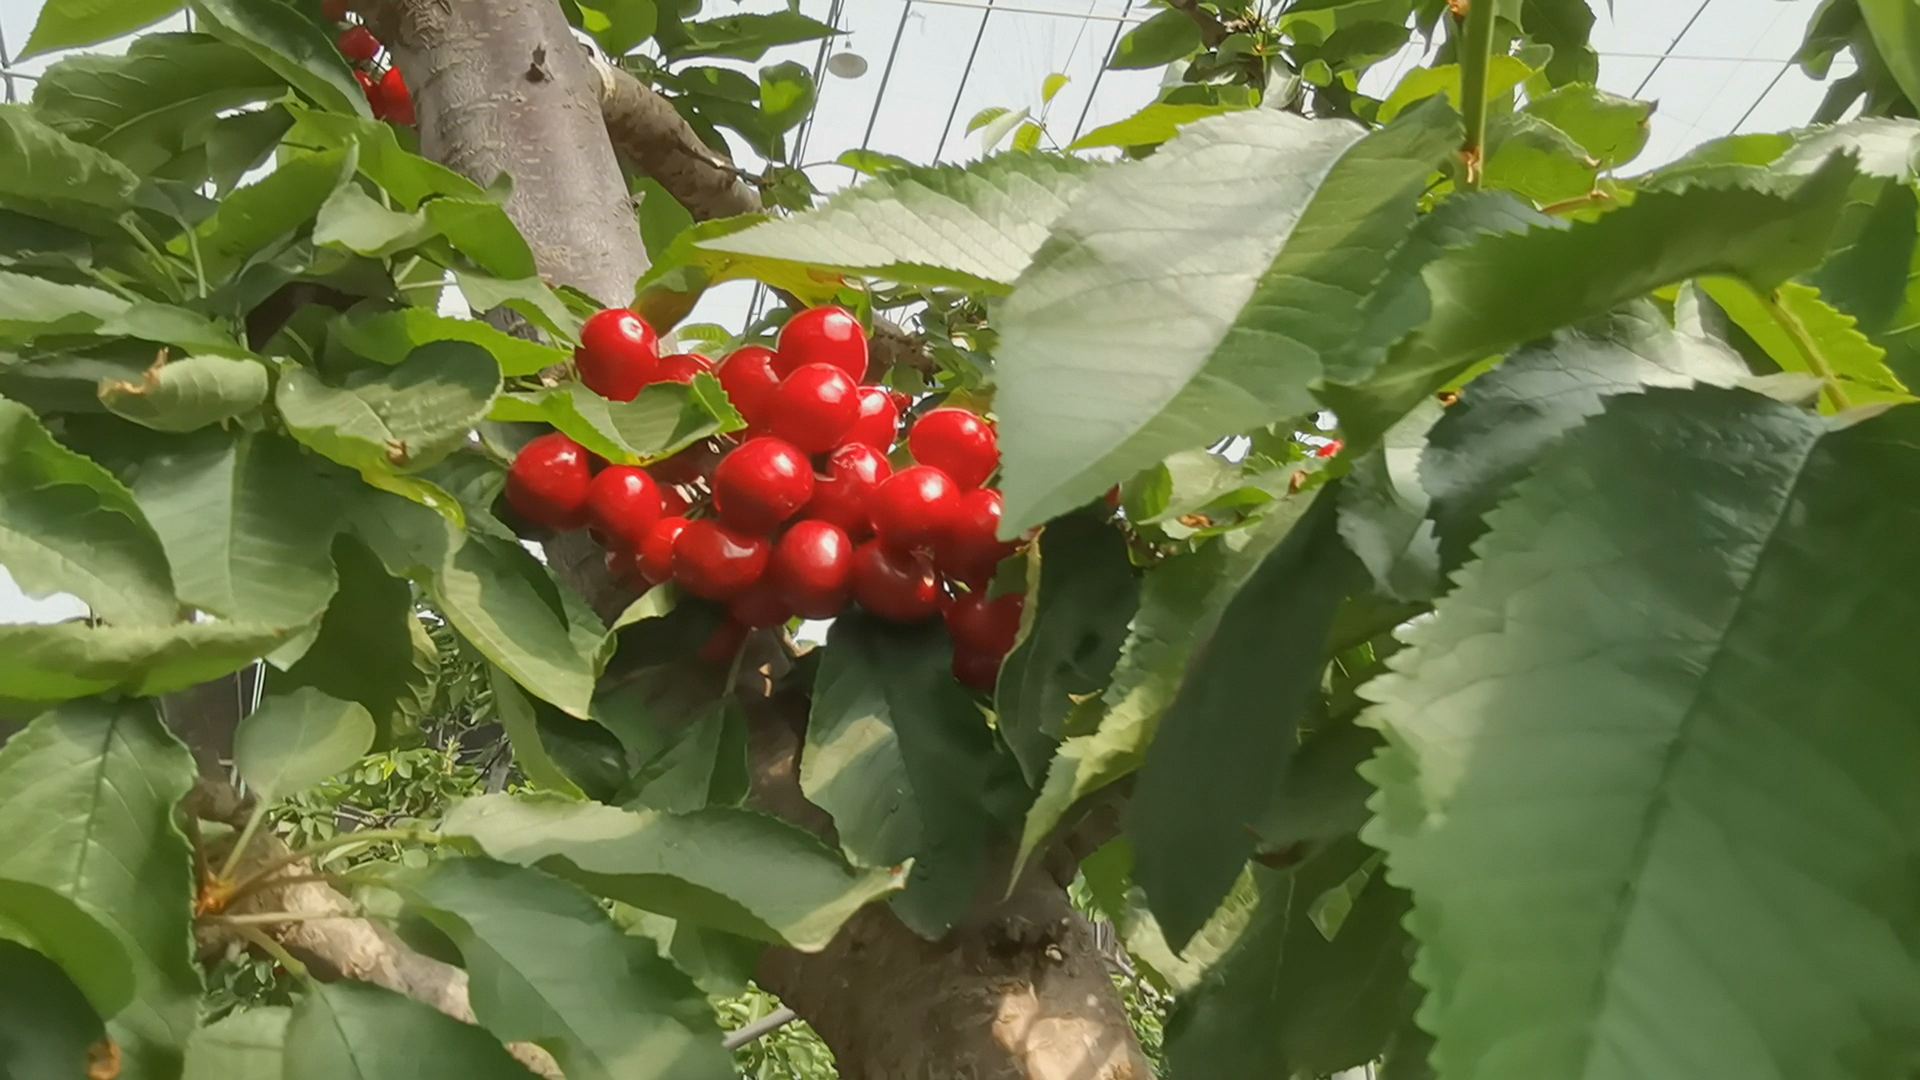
[651, 439, 725, 487]
[506, 433, 592, 531]
[1103, 485, 1122, 511]
[841, 385, 900, 450]
[936, 487, 1018, 585]
[322, 0, 351, 20]
[805, 443, 891, 538]
[698, 620, 750, 665]
[888, 389, 913, 414]
[869, 465, 959, 553]
[849, 541, 943, 623]
[712, 437, 814, 534]
[768, 363, 859, 454]
[672, 519, 770, 601]
[771, 520, 854, 618]
[716, 346, 782, 426]
[576, 309, 660, 402]
[659, 483, 692, 517]
[353, 69, 377, 108]
[654, 353, 714, 385]
[585, 466, 662, 552]
[945, 591, 1024, 656]
[377, 67, 414, 125]
[638, 515, 688, 584]
[909, 408, 998, 490]
[337, 24, 380, 62]
[776, 306, 868, 381]
[728, 579, 792, 629]
[605, 548, 650, 591]
[1316, 439, 1344, 459]
[952, 648, 1003, 692]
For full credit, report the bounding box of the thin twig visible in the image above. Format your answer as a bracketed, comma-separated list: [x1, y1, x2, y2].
[232, 924, 310, 979]
[1456, 0, 1496, 190]
[216, 803, 271, 884]
[208, 911, 366, 927]
[224, 827, 437, 900]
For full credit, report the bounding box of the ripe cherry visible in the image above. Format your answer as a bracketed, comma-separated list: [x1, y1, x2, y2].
[659, 483, 692, 517]
[805, 443, 891, 538]
[377, 67, 414, 125]
[506, 433, 592, 531]
[951, 648, 1003, 693]
[638, 515, 688, 584]
[712, 437, 813, 534]
[909, 408, 997, 490]
[849, 541, 943, 623]
[651, 438, 725, 487]
[672, 519, 770, 601]
[322, 0, 351, 20]
[771, 520, 854, 618]
[776, 306, 868, 381]
[654, 352, 715, 385]
[576, 308, 659, 402]
[728, 579, 792, 629]
[1316, 439, 1344, 459]
[337, 24, 380, 62]
[585, 466, 662, 552]
[936, 487, 1017, 585]
[353, 69, 377, 108]
[716, 346, 782, 426]
[841, 385, 900, 450]
[945, 591, 1024, 656]
[768, 363, 859, 454]
[869, 465, 959, 553]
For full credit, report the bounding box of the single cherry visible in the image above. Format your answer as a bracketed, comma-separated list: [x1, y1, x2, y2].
[936, 487, 1017, 585]
[377, 67, 414, 125]
[869, 465, 959, 553]
[637, 515, 689, 584]
[1316, 439, 1344, 459]
[659, 483, 692, 517]
[337, 24, 380, 62]
[728, 579, 792, 629]
[849, 541, 943, 623]
[952, 648, 1003, 692]
[805, 443, 891, 538]
[575, 308, 660, 402]
[712, 437, 814, 534]
[353, 69, 377, 108]
[945, 591, 1024, 656]
[768, 363, 859, 453]
[775, 306, 868, 381]
[585, 466, 662, 552]
[716, 346, 782, 426]
[771, 520, 854, 618]
[506, 433, 592, 531]
[841, 385, 900, 450]
[909, 408, 998, 490]
[654, 352, 715, 385]
[672, 519, 771, 601]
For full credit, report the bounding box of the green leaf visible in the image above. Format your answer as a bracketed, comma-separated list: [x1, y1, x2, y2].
[575, 0, 658, 55]
[1129, 492, 1357, 950]
[284, 980, 536, 1080]
[332, 308, 569, 379]
[312, 183, 441, 257]
[1335, 398, 1445, 602]
[278, 341, 502, 476]
[1699, 277, 1912, 407]
[30, 34, 284, 173]
[1481, 111, 1598, 205]
[442, 793, 907, 950]
[1276, 0, 1413, 44]
[835, 148, 914, 176]
[976, 106, 1029, 153]
[1043, 72, 1071, 104]
[488, 375, 741, 467]
[0, 940, 104, 1080]
[1078, 838, 1260, 995]
[1362, 387, 1920, 1079]
[21, 0, 184, 58]
[274, 536, 426, 747]
[1320, 154, 1857, 442]
[0, 699, 200, 1079]
[0, 620, 296, 708]
[0, 272, 130, 343]
[994, 513, 1139, 784]
[1420, 304, 1748, 570]
[1067, 101, 1244, 151]
[806, 617, 1026, 936]
[696, 154, 1097, 294]
[665, 12, 837, 61]
[1378, 56, 1532, 123]
[174, 147, 355, 280]
[394, 857, 732, 1080]
[190, 0, 372, 118]
[1521, 84, 1652, 170]
[0, 396, 177, 626]
[233, 686, 376, 802]
[995, 103, 1460, 532]
[182, 1007, 289, 1080]
[283, 106, 490, 208]
[0, 879, 135, 1016]
[98, 353, 269, 432]
[1109, 9, 1202, 70]
[1518, 0, 1599, 86]
[0, 105, 141, 218]
[759, 61, 816, 137]
[1858, 0, 1920, 110]
[488, 665, 587, 798]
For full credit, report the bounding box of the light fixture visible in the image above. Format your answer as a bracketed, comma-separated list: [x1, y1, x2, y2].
[827, 51, 869, 78]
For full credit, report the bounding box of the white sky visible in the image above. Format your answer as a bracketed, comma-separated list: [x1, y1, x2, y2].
[0, 0, 1856, 623]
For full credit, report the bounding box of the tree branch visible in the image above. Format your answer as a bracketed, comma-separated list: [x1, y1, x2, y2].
[1168, 0, 1229, 49]
[586, 53, 761, 221]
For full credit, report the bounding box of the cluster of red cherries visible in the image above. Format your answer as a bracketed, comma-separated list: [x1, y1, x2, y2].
[505, 307, 1027, 691]
[322, 1, 415, 126]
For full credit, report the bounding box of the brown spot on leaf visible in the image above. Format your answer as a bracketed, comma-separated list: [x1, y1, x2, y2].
[86, 1040, 121, 1079]
[1176, 513, 1212, 529]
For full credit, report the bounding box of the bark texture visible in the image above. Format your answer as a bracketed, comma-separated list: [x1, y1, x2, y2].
[588, 53, 760, 221]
